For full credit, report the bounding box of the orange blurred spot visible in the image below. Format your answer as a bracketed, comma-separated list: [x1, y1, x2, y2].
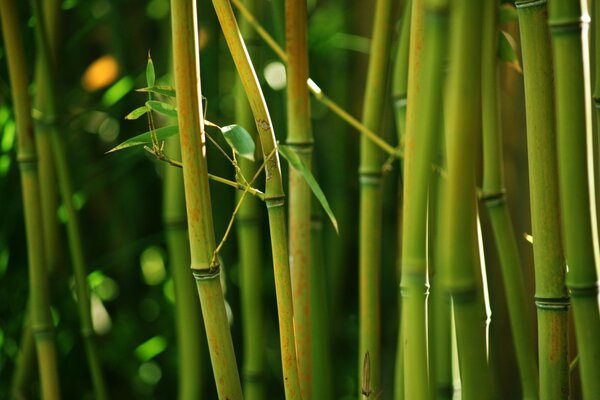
[199, 27, 209, 49]
[82, 55, 119, 91]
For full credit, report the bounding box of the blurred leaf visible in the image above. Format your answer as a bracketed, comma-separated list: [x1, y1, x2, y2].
[146, 100, 177, 118]
[499, 3, 517, 24]
[498, 30, 522, 74]
[106, 125, 178, 153]
[125, 106, 148, 120]
[221, 124, 255, 161]
[135, 335, 167, 361]
[136, 85, 176, 98]
[278, 145, 338, 233]
[146, 52, 155, 87]
[101, 76, 134, 107]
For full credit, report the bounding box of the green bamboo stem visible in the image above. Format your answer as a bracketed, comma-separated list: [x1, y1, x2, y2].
[392, 2, 412, 398]
[229, 0, 397, 158]
[236, 1, 266, 398]
[358, 0, 393, 396]
[400, 0, 448, 398]
[516, 1, 569, 398]
[170, 1, 243, 398]
[594, 0, 600, 199]
[210, 1, 302, 398]
[163, 136, 206, 399]
[548, 1, 600, 398]
[11, 311, 36, 400]
[0, 0, 61, 398]
[30, 0, 108, 397]
[285, 0, 313, 397]
[442, 0, 492, 398]
[481, 2, 538, 399]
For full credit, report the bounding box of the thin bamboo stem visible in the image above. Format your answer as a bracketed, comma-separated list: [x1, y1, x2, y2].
[358, 0, 393, 396]
[516, 3, 569, 398]
[548, 0, 600, 397]
[285, 0, 313, 397]
[481, 1, 538, 399]
[442, 0, 492, 398]
[0, 0, 61, 398]
[235, 1, 266, 398]
[170, 0, 243, 398]
[210, 1, 302, 397]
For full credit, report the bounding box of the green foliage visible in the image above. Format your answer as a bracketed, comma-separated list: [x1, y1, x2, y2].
[498, 30, 522, 73]
[107, 125, 179, 153]
[221, 124, 255, 161]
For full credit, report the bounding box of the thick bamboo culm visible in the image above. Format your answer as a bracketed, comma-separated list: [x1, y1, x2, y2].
[31, 0, 109, 397]
[210, 0, 302, 397]
[548, 0, 600, 397]
[170, 0, 243, 398]
[441, 0, 492, 398]
[516, 1, 570, 398]
[358, 0, 393, 395]
[235, 1, 267, 398]
[0, 0, 61, 398]
[480, 1, 538, 399]
[163, 136, 206, 399]
[285, 0, 314, 397]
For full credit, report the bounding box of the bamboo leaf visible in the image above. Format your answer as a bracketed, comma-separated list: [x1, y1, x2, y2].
[499, 4, 517, 24]
[106, 125, 179, 153]
[498, 30, 522, 74]
[278, 144, 338, 233]
[136, 85, 176, 98]
[125, 105, 148, 120]
[146, 51, 155, 87]
[146, 100, 178, 118]
[221, 124, 255, 161]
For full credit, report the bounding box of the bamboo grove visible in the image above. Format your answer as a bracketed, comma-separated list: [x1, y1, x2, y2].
[3, 0, 600, 399]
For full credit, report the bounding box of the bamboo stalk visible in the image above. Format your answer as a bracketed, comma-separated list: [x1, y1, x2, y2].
[392, 2, 411, 398]
[0, 0, 61, 398]
[400, 0, 449, 398]
[235, 1, 267, 398]
[170, 1, 243, 398]
[442, 0, 492, 398]
[210, 1, 302, 397]
[30, 0, 109, 397]
[516, 1, 569, 398]
[358, 0, 394, 395]
[548, 0, 600, 397]
[163, 136, 206, 400]
[481, 2, 538, 399]
[285, 0, 313, 397]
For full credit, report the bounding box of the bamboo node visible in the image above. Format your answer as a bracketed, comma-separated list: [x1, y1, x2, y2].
[534, 296, 570, 310]
[31, 325, 55, 339]
[265, 195, 285, 208]
[359, 170, 382, 186]
[192, 267, 221, 281]
[515, 0, 547, 10]
[567, 283, 599, 298]
[242, 370, 265, 383]
[17, 152, 38, 166]
[480, 190, 506, 206]
[548, 16, 590, 34]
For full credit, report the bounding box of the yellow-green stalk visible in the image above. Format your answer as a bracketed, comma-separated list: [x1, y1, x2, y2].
[516, 1, 569, 398]
[210, 1, 302, 397]
[358, 0, 393, 395]
[481, 1, 538, 398]
[548, 0, 600, 397]
[442, 0, 492, 398]
[285, 0, 313, 397]
[0, 0, 61, 398]
[170, 0, 243, 398]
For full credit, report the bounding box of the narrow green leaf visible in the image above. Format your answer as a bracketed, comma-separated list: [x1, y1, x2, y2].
[498, 30, 522, 74]
[135, 335, 167, 361]
[146, 51, 155, 87]
[106, 125, 179, 153]
[136, 85, 176, 98]
[146, 100, 178, 118]
[221, 124, 255, 161]
[499, 4, 517, 24]
[278, 145, 338, 233]
[125, 105, 148, 120]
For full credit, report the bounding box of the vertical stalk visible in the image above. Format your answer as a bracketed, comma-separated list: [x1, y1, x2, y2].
[31, 0, 108, 397]
[442, 0, 492, 398]
[163, 136, 206, 399]
[392, 2, 412, 398]
[400, 0, 448, 398]
[170, 0, 243, 398]
[548, 0, 600, 397]
[235, 1, 266, 398]
[0, 0, 61, 398]
[358, 0, 393, 395]
[517, 1, 570, 398]
[594, 0, 600, 189]
[481, 1, 538, 399]
[210, 1, 302, 398]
